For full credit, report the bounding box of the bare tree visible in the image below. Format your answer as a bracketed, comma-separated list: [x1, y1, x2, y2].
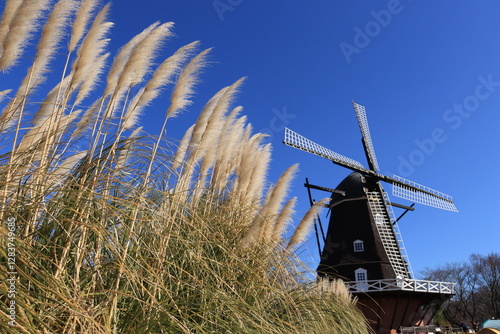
[471, 253, 500, 319]
[422, 252, 500, 329]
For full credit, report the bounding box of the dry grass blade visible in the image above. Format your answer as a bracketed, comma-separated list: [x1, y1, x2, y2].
[115, 126, 142, 170]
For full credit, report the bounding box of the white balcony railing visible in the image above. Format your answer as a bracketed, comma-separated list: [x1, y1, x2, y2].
[344, 278, 455, 294]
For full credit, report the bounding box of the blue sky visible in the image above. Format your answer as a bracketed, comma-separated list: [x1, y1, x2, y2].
[111, 0, 500, 276]
[5, 0, 500, 277]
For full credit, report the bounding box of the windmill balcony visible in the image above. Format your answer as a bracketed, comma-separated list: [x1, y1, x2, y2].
[344, 278, 455, 294]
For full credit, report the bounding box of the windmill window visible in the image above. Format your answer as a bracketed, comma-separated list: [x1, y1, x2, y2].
[355, 268, 367, 282]
[353, 240, 364, 252]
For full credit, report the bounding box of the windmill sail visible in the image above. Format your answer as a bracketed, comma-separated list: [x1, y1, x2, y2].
[284, 127, 365, 171]
[352, 102, 380, 172]
[390, 175, 458, 212]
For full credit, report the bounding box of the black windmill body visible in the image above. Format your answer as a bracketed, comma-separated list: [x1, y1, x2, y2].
[284, 102, 458, 333]
[317, 171, 404, 282]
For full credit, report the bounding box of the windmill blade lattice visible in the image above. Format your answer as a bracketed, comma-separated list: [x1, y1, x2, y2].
[353, 102, 380, 172]
[284, 127, 366, 171]
[391, 175, 458, 212]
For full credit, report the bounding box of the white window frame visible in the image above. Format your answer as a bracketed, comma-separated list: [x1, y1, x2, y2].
[355, 268, 367, 282]
[353, 239, 364, 252]
[354, 268, 368, 292]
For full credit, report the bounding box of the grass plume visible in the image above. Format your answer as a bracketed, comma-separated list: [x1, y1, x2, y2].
[0, 0, 50, 71]
[0, 0, 23, 56]
[287, 197, 330, 252]
[69, 0, 99, 53]
[166, 48, 212, 119]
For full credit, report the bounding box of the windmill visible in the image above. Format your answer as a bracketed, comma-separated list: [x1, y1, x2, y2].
[283, 102, 457, 334]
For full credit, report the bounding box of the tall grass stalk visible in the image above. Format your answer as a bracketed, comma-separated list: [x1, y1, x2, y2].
[0, 1, 370, 333]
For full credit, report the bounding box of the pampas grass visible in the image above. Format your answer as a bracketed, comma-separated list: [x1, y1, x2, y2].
[34, 0, 77, 76]
[239, 163, 298, 248]
[0, 0, 50, 71]
[116, 22, 173, 90]
[211, 112, 247, 191]
[0, 2, 370, 333]
[104, 22, 159, 97]
[70, 3, 113, 96]
[316, 277, 357, 306]
[122, 41, 199, 130]
[0, 0, 23, 56]
[166, 48, 212, 119]
[273, 196, 297, 243]
[287, 197, 330, 251]
[69, 0, 99, 53]
[171, 123, 194, 171]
